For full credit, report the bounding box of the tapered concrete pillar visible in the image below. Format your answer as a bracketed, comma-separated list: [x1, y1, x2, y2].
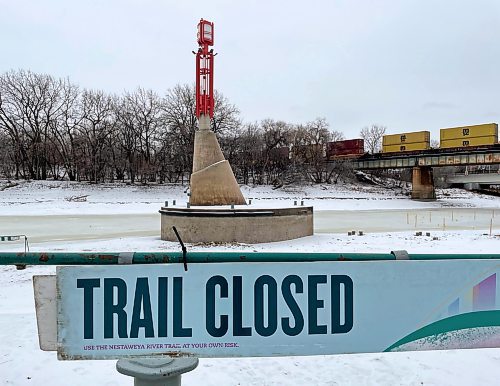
[411, 166, 436, 201]
[190, 115, 246, 206]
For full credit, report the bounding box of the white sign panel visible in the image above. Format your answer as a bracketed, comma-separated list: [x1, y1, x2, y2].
[57, 261, 500, 360]
[33, 275, 57, 351]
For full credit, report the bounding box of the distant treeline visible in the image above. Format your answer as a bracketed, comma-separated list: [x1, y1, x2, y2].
[0, 70, 383, 185]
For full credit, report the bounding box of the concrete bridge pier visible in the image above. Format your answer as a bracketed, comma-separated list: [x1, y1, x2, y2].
[411, 166, 436, 201]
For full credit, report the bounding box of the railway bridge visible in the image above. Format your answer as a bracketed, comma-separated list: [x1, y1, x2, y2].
[349, 146, 500, 200]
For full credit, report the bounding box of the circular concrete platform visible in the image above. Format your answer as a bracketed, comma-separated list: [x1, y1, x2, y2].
[159, 206, 313, 243]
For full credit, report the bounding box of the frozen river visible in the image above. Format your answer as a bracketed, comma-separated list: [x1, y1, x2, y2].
[0, 208, 498, 245]
[315, 207, 499, 233]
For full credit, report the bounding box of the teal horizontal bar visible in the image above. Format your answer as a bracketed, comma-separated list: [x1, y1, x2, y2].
[1, 252, 500, 266]
[0, 252, 392, 265]
[408, 254, 500, 260]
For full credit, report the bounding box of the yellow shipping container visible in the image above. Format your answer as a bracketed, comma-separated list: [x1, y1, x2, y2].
[440, 123, 498, 141]
[440, 136, 497, 149]
[382, 142, 430, 153]
[382, 131, 430, 146]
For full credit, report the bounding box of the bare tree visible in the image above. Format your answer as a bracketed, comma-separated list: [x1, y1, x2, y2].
[330, 129, 345, 143]
[77, 89, 115, 183]
[289, 117, 347, 183]
[0, 70, 66, 179]
[212, 90, 241, 135]
[48, 80, 82, 180]
[120, 88, 163, 183]
[0, 79, 22, 177]
[160, 84, 198, 183]
[0, 130, 16, 178]
[219, 122, 260, 185]
[259, 119, 293, 185]
[301, 118, 331, 183]
[113, 96, 139, 182]
[360, 124, 386, 153]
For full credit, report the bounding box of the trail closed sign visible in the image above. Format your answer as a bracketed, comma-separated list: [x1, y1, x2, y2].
[56, 261, 500, 360]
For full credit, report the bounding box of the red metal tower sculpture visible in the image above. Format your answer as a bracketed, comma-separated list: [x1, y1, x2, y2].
[189, 18, 246, 207]
[195, 19, 215, 118]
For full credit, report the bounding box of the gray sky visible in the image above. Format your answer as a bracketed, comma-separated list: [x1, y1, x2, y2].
[1, 0, 499, 140]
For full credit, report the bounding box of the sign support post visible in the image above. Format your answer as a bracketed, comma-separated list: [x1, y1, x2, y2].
[116, 357, 198, 386]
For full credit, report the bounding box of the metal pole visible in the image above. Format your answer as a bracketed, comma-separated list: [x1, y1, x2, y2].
[116, 357, 198, 386]
[1, 251, 500, 266]
[0, 251, 393, 265]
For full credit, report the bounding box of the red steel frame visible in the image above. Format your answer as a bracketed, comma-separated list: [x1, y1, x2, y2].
[195, 19, 215, 118]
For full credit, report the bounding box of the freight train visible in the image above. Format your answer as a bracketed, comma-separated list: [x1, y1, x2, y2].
[326, 123, 499, 160]
[280, 123, 499, 162]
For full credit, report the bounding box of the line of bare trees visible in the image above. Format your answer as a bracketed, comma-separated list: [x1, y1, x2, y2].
[0, 69, 385, 185]
[0, 70, 241, 184]
[222, 117, 350, 185]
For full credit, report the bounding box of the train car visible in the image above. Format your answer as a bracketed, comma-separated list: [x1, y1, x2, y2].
[441, 136, 498, 149]
[382, 131, 430, 147]
[383, 142, 431, 153]
[440, 123, 498, 149]
[326, 139, 364, 160]
[382, 131, 430, 153]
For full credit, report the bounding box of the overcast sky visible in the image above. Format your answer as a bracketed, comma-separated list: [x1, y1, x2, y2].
[1, 0, 499, 139]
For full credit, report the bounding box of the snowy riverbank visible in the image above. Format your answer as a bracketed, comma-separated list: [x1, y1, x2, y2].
[1, 179, 500, 216]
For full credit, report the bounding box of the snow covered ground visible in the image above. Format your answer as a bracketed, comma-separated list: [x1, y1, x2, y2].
[1, 179, 500, 216]
[1, 180, 500, 385]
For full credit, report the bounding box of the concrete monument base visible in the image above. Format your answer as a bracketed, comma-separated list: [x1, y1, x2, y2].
[159, 206, 313, 244]
[190, 115, 246, 206]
